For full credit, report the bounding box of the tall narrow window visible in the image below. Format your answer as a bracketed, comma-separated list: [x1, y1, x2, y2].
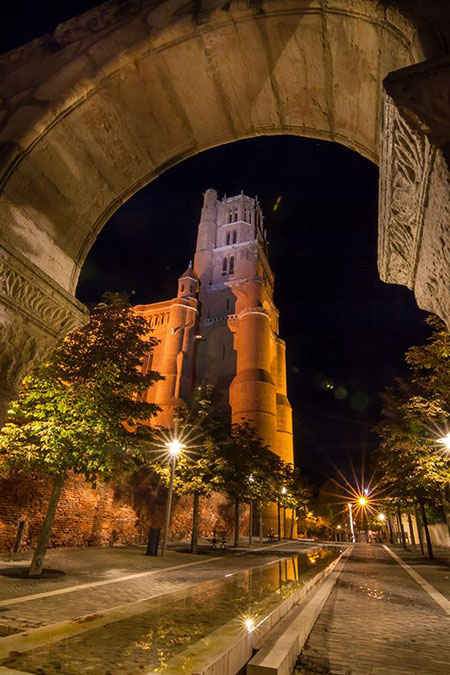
[229, 256, 235, 274]
[222, 257, 228, 275]
[226, 298, 230, 310]
[226, 232, 231, 245]
[232, 230, 237, 244]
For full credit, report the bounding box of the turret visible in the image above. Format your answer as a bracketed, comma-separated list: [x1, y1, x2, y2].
[193, 189, 217, 290]
[177, 261, 198, 298]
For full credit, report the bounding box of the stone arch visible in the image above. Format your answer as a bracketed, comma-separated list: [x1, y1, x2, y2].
[1, 0, 450, 421]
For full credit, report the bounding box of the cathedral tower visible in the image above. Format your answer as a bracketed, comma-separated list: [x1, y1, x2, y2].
[135, 190, 294, 532]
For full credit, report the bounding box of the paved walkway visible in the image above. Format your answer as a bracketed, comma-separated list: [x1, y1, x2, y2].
[296, 543, 450, 675]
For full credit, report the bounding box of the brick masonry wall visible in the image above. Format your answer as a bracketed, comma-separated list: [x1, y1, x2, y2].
[0, 471, 243, 553]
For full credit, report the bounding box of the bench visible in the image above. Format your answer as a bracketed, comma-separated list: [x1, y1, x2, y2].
[207, 537, 228, 549]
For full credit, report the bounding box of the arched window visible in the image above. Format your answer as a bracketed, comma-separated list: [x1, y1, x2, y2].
[229, 256, 235, 274]
[232, 230, 237, 244]
[181, 283, 184, 293]
[226, 298, 230, 311]
[222, 257, 228, 275]
[228, 209, 233, 223]
[226, 232, 230, 246]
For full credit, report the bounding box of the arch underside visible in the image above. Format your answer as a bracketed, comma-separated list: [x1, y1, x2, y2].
[1, 0, 450, 420]
[0, 0, 418, 293]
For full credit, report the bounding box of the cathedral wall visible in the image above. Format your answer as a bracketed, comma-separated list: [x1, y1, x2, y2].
[0, 472, 238, 553]
[0, 473, 140, 553]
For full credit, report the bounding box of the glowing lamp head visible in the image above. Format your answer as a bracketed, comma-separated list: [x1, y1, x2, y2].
[167, 439, 183, 457]
[378, 513, 386, 522]
[437, 433, 450, 451]
[337, 525, 341, 529]
[281, 487, 287, 495]
[244, 617, 255, 633]
[358, 497, 367, 507]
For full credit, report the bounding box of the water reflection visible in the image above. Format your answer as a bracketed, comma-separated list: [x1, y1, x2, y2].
[5, 548, 337, 674]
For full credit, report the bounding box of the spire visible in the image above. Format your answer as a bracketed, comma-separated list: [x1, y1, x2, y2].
[179, 260, 198, 280]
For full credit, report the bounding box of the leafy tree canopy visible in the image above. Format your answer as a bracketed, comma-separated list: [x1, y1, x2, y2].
[0, 293, 162, 483]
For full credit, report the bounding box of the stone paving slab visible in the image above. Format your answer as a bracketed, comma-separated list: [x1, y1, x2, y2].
[295, 543, 450, 675]
[389, 545, 450, 602]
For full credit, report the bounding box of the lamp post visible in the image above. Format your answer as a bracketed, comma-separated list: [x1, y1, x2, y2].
[348, 503, 355, 543]
[161, 439, 183, 556]
[281, 486, 287, 538]
[249, 474, 254, 546]
[377, 513, 386, 543]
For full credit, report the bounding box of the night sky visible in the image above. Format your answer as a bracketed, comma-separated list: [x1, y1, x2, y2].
[3, 3, 429, 485]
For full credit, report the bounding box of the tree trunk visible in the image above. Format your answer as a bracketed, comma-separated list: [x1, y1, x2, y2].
[191, 492, 200, 554]
[234, 499, 239, 548]
[290, 508, 295, 540]
[440, 485, 450, 539]
[420, 501, 434, 560]
[28, 473, 65, 577]
[248, 500, 253, 546]
[387, 517, 395, 544]
[277, 500, 281, 540]
[407, 512, 416, 551]
[414, 504, 425, 555]
[397, 508, 407, 549]
[259, 509, 263, 543]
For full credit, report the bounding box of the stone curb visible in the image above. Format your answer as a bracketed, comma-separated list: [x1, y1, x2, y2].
[247, 547, 351, 675]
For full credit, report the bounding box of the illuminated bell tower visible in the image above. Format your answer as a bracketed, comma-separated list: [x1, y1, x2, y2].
[136, 189, 294, 534]
[193, 191, 294, 532]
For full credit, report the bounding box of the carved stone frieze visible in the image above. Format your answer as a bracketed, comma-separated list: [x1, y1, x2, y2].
[0, 243, 87, 339]
[379, 92, 450, 328]
[378, 94, 436, 290]
[0, 242, 88, 424]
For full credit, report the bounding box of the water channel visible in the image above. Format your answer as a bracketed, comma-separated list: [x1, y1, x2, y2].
[4, 547, 338, 674]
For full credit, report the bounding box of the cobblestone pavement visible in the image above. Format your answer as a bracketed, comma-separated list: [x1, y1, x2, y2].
[296, 543, 450, 675]
[0, 540, 313, 630]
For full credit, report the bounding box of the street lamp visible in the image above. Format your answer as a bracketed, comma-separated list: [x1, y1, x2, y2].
[348, 503, 356, 543]
[378, 513, 386, 522]
[161, 439, 183, 556]
[358, 496, 367, 507]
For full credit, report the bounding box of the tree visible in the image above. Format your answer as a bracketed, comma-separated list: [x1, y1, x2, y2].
[376, 378, 444, 559]
[0, 293, 161, 576]
[151, 386, 226, 553]
[405, 314, 450, 534]
[279, 466, 311, 539]
[217, 421, 284, 548]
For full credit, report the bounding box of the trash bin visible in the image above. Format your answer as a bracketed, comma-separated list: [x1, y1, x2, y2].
[146, 527, 161, 556]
